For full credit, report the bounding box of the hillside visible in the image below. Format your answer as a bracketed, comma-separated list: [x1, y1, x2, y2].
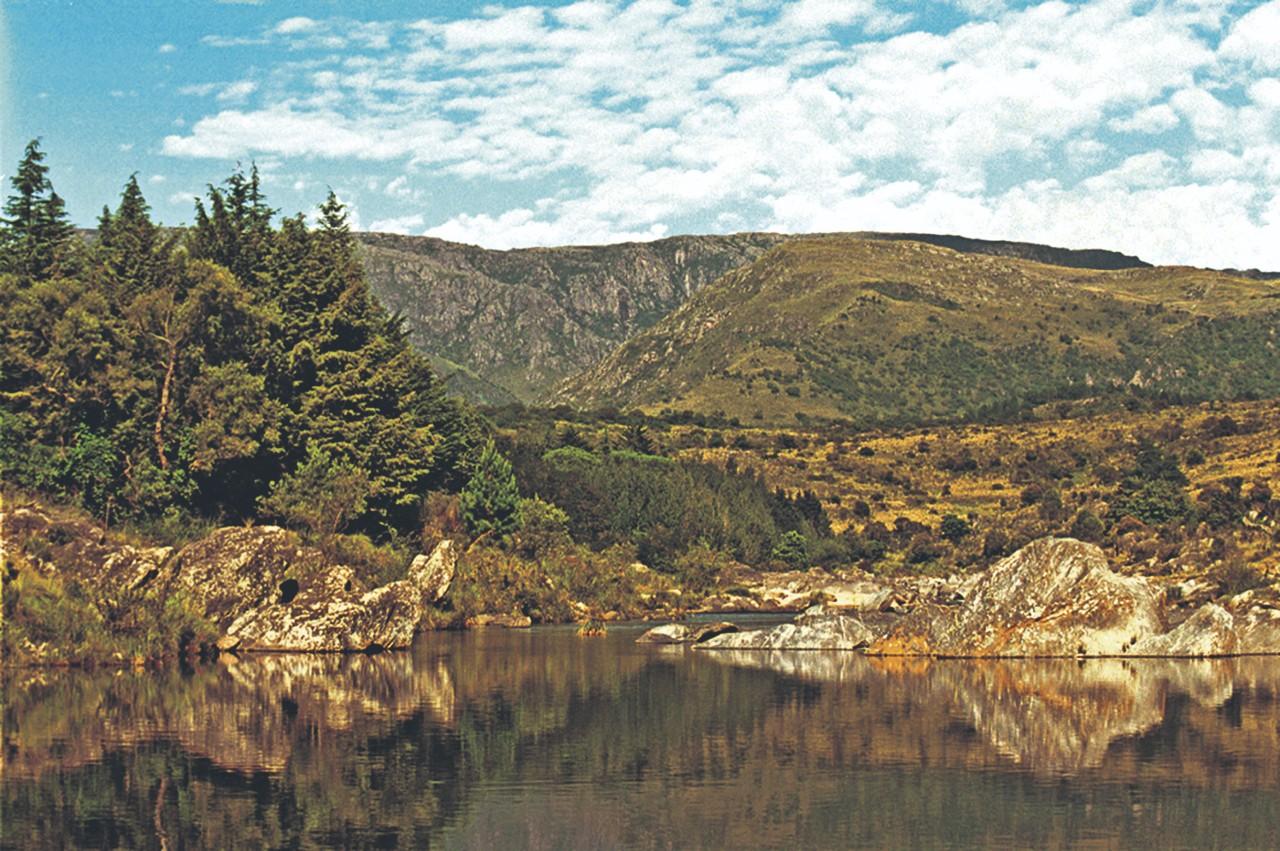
[554, 236, 1280, 426]
[355, 231, 1152, 405]
[356, 232, 788, 403]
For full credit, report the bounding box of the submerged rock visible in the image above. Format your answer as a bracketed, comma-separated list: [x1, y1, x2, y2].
[869, 538, 1163, 657]
[697, 606, 878, 651]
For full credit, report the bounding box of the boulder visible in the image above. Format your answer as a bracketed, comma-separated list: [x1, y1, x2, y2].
[1132, 603, 1238, 656]
[169, 529, 457, 652]
[689, 622, 739, 643]
[408, 539, 456, 605]
[1133, 591, 1280, 657]
[697, 606, 878, 651]
[868, 538, 1164, 657]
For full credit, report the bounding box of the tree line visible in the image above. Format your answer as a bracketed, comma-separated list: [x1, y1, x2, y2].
[0, 140, 484, 540]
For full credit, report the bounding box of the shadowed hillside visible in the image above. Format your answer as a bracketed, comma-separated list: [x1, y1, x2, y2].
[356, 232, 789, 403]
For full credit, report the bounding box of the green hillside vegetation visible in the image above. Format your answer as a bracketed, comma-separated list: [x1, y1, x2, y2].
[556, 236, 1280, 427]
[518, 397, 1279, 590]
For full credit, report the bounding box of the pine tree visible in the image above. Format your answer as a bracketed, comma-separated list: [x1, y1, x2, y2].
[460, 440, 522, 538]
[99, 175, 162, 296]
[0, 139, 75, 280]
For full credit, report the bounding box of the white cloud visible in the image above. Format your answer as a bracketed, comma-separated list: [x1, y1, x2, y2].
[1109, 103, 1180, 134]
[162, 1, 1280, 266]
[369, 213, 426, 233]
[158, 43, 177, 54]
[217, 80, 258, 102]
[1220, 2, 1280, 70]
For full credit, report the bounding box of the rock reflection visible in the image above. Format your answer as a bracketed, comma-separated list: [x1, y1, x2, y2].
[2, 651, 457, 778]
[699, 650, 1279, 774]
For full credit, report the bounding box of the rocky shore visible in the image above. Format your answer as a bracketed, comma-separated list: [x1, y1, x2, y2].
[642, 538, 1280, 658]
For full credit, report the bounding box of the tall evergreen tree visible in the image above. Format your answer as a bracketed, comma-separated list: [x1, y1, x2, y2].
[0, 139, 75, 280]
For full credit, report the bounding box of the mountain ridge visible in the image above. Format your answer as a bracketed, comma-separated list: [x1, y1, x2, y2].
[355, 229, 1164, 405]
[553, 235, 1280, 426]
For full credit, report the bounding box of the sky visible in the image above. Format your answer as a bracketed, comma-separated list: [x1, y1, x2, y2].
[4, 0, 1280, 268]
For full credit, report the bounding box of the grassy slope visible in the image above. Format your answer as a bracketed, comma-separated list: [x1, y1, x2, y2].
[555, 236, 1280, 426]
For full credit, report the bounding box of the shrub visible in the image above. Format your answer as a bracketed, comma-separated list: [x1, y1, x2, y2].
[259, 447, 371, 537]
[673, 542, 735, 593]
[939, 514, 971, 543]
[1069, 509, 1106, 542]
[771, 530, 809, 567]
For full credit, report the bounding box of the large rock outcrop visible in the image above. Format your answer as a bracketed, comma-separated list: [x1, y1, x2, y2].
[4, 502, 460, 657]
[169, 527, 458, 652]
[869, 538, 1163, 657]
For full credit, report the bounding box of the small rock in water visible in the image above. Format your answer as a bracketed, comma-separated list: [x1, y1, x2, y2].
[465, 613, 533, 629]
[696, 606, 877, 651]
[636, 623, 691, 644]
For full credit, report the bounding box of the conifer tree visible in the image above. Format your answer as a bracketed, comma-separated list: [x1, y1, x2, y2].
[460, 440, 522, 538]
[0, 139, 75, 280]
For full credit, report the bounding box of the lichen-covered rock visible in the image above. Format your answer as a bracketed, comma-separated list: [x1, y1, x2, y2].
[697, 606, 878, 651]
[408, 539, 456, 605]
[169, 530, 455, 652]
[1133, 591, 1280, 657]
[869, 538, 1163, 657]
[1132, 603, 1238, 656]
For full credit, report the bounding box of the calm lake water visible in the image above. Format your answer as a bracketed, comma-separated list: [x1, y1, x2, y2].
[4, 618, 1280, 849]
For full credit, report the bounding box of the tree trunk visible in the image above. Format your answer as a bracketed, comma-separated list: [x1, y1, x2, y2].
[154, 341, 176, 470]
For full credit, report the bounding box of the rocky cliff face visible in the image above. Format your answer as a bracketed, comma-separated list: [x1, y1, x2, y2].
[357, 232, 788, 403]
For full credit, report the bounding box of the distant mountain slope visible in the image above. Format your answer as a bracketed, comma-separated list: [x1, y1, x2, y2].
[355, 230, 1158, 405]
[356, 233, 788, 403]
[554, 236, 1280, 426]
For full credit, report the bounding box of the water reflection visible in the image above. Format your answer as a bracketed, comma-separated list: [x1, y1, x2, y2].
[4, 627, 1280, 848]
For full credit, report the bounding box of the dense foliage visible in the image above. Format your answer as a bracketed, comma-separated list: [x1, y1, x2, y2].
[0, 142, 482, 538]
[505, 431, 835, 573]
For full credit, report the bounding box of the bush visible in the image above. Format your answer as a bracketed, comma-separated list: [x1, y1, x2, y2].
[259, 447, 371, 536]
[514, 497, 572, 558]
[1069, 509, 1106, 542]
[770, 530, 809, 567]
[673, 542, 735, 593]
[939, 514, 971, 543]
[1210, 558, 1268, 597]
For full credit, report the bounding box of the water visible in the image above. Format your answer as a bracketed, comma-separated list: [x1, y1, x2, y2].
[4, 619, 1280, 849]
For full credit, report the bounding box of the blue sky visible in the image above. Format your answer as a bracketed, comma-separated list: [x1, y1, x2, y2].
[5, 0, 1280, 267]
